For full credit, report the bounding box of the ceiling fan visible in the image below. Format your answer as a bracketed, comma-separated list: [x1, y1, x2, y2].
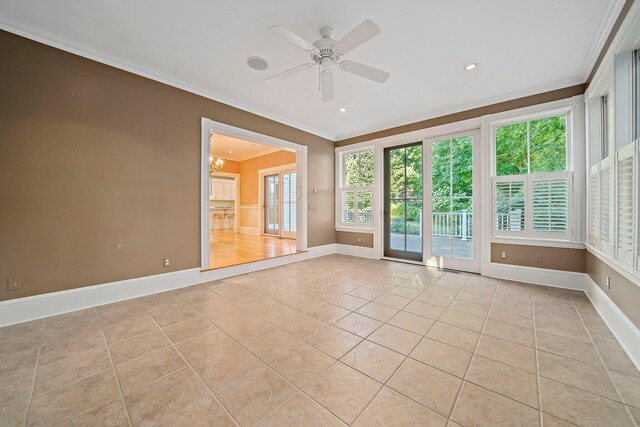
[266, 19, 390, 102]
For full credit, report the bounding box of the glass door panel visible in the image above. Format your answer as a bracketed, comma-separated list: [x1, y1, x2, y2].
[281, 171, 296, 239]
[264, 174, 279, 235]
[426, 132, 479, 272]
[384, 142, 423, 261]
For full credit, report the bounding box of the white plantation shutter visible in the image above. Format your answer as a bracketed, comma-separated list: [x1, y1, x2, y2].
[589, 165, 600, 244]
[493, 173, 572, 239]
[599, 157, 613, 252]
[493, 178, 526, 235]
[616, 143, 637, 265]
[532, 175, 570, 234]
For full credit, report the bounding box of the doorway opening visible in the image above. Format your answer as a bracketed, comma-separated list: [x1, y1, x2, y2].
[201, 119, 307, 270]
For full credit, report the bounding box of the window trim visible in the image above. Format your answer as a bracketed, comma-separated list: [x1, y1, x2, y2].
[489, 106, 574, 241]
[335, 146, 374, 230]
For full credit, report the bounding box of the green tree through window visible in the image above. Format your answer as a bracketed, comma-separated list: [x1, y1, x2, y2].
[496, 115, 566, 176]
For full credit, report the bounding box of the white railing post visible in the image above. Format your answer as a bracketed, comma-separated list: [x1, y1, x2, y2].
[461, 210, 468, 241]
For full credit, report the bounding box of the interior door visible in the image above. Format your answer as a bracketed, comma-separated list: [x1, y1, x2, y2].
[425, 130, 480, 272]
[281, 171, 297, 239]
[384, 142, 423, 261]
[264, 174, 279, 235]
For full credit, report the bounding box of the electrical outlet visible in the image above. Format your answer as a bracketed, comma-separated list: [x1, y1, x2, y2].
[501, 252, 507, 259]
[357, 237, 362, 244]
[6, 277, 20, 291]
[606, 276, 611, 289]
[163, 258, 171, 268]
[535, 254, 543, 263]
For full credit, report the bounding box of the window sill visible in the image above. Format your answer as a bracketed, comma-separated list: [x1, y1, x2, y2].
[335, 226, 374, 234]
[490, 236, 585, 249]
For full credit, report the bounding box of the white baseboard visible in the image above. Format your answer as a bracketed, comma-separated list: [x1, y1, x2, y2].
[584, 276, 640, 371]
[0, 244, 337, 327]
[239, 226, 260, 235]
[335, 244, 377, 259]
[0, 268, 201, 328]
[483, 262, 586, 291]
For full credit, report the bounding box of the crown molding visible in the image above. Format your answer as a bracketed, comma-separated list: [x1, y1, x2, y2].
[578, 0, 628, 81]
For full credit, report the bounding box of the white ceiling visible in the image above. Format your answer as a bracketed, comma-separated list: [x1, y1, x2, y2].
[210, 134, 281, 162]
[0, 0, 623, 140]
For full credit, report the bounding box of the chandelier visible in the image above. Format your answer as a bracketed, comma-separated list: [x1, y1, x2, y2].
[209, 156, 223, 175]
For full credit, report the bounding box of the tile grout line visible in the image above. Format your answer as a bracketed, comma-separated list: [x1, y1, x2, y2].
[531, 289, 544, 426]
[143, 310, 241, 427]
[571, 297, 639, 427]
[172, 279, 394, 426]
[23, 347, 41, 427]
[96, 311, 135, 427]
[349, 274, 466, 424]
[350, 277, 507, 423]
[445, 280, 499, 423]
[175, 291, 356, 425]
[181, 268, 448, 425]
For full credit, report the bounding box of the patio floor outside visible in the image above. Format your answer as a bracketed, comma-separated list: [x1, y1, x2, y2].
[389, 234, 473, 259]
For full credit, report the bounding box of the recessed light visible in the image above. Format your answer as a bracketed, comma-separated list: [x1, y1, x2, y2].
[228, 150, 233, 154]
[247, 56, 268, 71]
[339, 107, 347, 113]
[464, 63, 477, 70]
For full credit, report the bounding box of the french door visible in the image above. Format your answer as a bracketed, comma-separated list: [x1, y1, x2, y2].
[384, 142, 424, 261]
[264, 170, 296, 239]
[264, 174, 280, 235]
[424, 130, 480, 272]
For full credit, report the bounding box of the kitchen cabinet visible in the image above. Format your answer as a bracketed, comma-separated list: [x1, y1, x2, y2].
[211, 177, 236, 201]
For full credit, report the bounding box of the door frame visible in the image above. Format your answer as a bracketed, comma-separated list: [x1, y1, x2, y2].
[423, 129, 481, 272]
[383, 142, 424, 262]
[368, 118, 482, 264]
[258, 163, 297, 239]
[200, 118, 307, 270]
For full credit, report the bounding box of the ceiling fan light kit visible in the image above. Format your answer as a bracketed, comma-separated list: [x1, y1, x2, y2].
[266, 19, 390, 102]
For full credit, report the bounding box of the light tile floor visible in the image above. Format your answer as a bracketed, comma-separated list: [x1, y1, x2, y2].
[1, 255, 639, 426]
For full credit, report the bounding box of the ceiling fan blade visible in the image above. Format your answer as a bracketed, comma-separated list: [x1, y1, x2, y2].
[335, 19, 381, 55]
[269, 25, 317, 52]
[320, 70, 334, 102]
[266, 63, 315, 83]
[339, 60, 389, 83]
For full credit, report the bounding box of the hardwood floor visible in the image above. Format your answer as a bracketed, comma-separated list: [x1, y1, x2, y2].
[210, 230, 298, 269]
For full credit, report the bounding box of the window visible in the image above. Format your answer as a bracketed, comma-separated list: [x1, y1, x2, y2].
[601, 95, 609, 159]
[492, 113, 572, 239]
[338, 149, 373, 228]
[634, 50, 640, 140]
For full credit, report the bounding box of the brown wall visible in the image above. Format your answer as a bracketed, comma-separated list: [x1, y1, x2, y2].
[336, 85, 586, 147]
[238, 150, 296, 205]
[586, 251, 640, 329]
[0, 30, 335, 301]
[336, 231, 374, 248]
[491, 244, 586, 273]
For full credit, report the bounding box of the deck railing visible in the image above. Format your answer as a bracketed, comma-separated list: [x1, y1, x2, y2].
[432, 211, 473, 239]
